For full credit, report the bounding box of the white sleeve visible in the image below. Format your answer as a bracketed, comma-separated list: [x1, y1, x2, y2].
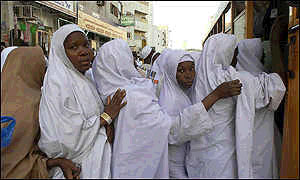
[168, 102, 213, 145]
[38, 93, 105, 159]
[254, 72, 286, 111]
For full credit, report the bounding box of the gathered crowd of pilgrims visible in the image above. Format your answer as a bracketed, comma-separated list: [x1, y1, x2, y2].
[1, 20, 286, 179]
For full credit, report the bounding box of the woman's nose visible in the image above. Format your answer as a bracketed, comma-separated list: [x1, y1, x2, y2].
[78, 47, 89, 56]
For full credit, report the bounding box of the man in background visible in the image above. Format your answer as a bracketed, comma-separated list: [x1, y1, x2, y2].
[140, 46, 161, 79]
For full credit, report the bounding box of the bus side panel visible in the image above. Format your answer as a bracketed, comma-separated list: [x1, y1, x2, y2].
[280, 29, 299, 179]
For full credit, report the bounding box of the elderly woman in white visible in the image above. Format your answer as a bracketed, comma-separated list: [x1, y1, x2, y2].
[38, 24, 127, 178]
[92, 39, 224, 178]
[236, 38, 283, 178]
[186, 33, 286, 178]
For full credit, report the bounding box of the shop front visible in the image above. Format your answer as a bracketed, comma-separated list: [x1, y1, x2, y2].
[78, 10, 127, 50]
[7, 1, 77, 56]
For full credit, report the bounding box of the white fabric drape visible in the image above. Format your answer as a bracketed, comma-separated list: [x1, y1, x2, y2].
[85, 68, 95, 83]
[1, 47, 18, 72]
[236, 38, 267, 76]
[237, 38, 285, 178]
[92, 39, 213, 178]
[158, 49, 195, 178]
[38, 24, 111, 179]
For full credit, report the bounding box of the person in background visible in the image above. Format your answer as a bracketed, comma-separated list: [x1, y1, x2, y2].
[1, 47, 80, 179]
[133, 50, 146, 77]
[37, 24, 127, 178]
[236, 38, 283, 178]
[140, 46, 161, 79]
[13, 29, 29, 46]
[157, 49, 242, 178]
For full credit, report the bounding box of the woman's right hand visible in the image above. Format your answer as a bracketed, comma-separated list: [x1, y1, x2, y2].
[104, 88, 127, 120]
[46, 158, 81, 179]
[214, 79, 242, 99]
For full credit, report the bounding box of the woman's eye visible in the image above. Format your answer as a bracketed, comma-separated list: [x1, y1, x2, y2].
[71, 46, 77, 50]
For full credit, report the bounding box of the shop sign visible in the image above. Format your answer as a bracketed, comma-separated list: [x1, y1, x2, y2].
[121, 15, 135, 26]
[78, 11, 127, 40]
[35, 1, 76, 17]
[52, 1, 74, 12]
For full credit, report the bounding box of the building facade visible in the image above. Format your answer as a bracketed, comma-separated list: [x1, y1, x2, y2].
[77, 1, 127, 50]
[1, 1, 127, 55]
[1, 1, 77, 56]
[121, 1, 150, 52]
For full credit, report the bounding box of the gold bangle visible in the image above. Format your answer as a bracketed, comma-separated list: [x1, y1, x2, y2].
[101, 112, 112, 125]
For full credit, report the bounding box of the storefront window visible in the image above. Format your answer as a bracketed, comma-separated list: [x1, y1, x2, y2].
[225, 7, 232, 32]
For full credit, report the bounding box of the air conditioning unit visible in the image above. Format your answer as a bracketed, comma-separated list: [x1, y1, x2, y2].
[13, 5, 40, 19]
[96, 1, 105, 7]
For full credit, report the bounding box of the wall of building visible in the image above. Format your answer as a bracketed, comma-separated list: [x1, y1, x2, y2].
[77, 1, 120, 26]
[122, 1, 150, 52]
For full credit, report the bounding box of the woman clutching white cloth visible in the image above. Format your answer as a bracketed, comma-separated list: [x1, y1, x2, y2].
[38, 24, 127, 178]
[91, 39, 227, 178]
[157, 49, 242, 178]
[187, 33, 286, 178]
[236, 38, 283, 178]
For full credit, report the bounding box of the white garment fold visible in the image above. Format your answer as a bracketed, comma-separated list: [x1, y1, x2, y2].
[237, 38, 285, 178]
[236, 38, 266, 76]
[92, 39, 213, 178]
[38, 24, 111, 178]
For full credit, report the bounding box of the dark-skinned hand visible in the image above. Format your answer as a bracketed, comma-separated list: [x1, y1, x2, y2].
[214, 79, 243, 99]
[104, 88, 127, 120]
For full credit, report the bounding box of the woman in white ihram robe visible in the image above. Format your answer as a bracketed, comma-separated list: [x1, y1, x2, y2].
[158, 49, 197, 178]
[38, 25, 111, 178]
[92, 39, 214, 178]
[236, 38, 283, 178]
[186, 33, 285, 178]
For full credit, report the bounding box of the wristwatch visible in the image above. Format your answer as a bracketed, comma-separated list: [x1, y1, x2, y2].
[101, 112, 112, 125]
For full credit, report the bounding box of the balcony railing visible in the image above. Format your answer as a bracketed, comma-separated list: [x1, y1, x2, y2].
[134, 2, 149, 15]
[138, 1, 149, 6]
[134, 20, 148, 32]
[128, 39, 142, 48]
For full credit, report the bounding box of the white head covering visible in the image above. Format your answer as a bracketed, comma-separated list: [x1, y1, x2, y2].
[159, 50, 195, 116]
[92, 39, 171, 178]
[192, 33, 238, 103]
[152, 48, 171, 81]
[236, 38, 266, 76]
[140, 45, 152, 59]
[1, 47, 18, 72]
[38, 24, 110, 178]
[92, 39, 143, 99]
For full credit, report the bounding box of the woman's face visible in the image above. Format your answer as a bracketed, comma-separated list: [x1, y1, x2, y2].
[63, 31, 94, 74]
[176, 61, 195, 90]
